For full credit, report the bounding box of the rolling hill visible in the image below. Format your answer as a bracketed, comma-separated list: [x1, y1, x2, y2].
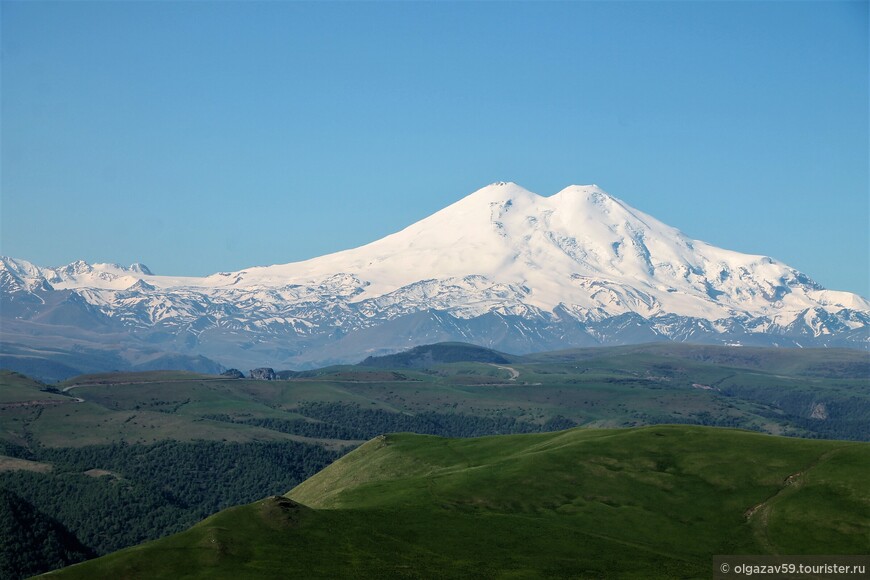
[3, 343, 868, 576]
[42, 425, 870, 579]
[3, 344, 868, 451]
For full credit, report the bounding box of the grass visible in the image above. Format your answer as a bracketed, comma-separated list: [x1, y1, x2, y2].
[8, 345, 866, 578]
[60, 371, 216, 386]
[3, 344, 869, 448]
[0, 454, 52, 473]
[44, 425, 870, 579]
[0, 370, 66, 404]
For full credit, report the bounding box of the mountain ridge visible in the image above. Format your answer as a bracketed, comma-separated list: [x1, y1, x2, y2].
[2, 182, 867, 371]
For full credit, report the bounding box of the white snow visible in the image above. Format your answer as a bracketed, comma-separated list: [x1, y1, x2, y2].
[2, 183, 867, 335]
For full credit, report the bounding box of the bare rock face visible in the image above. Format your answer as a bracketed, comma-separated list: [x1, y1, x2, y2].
[221, 368, 244, 379]
[249, 367, 276, 380]
[809, 402, 828, 420]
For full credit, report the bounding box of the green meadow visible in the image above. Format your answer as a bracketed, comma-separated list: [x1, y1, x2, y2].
[1, 343, 867, 577]
[3, 344, 868, 451]
[45, 426, 869, 579]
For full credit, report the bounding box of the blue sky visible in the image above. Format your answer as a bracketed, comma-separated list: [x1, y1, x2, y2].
[2, 1, 868, 296]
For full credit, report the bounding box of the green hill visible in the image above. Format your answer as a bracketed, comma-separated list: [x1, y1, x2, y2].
[4, 344, 868, 576]
[521, 343, 870, 378]
[4, 345, 868, 451]
[0, 370, 68, 404]
[44, 425, 870, 579]
[358, 341, 515, 368]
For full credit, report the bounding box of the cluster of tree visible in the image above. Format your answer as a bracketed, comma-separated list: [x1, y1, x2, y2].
[630, 412, 760, 431]
[202, 414, 364, 441]
[0, 489, 94, 580]
[719, 385, 870, 441]
[756, 410, 869, 441]
[205, 405, 577, 441]
[289, 402, 576, 439]
[798, 361, 870, 379]
[0, 439, 344, 576]
[204, 409, 579, 441]
[0, 441, 34, 460]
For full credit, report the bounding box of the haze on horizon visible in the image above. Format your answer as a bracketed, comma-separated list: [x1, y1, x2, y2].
[1, 1, 867, 297]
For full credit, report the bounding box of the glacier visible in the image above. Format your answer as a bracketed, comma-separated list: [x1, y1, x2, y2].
[2, 182, 868, 373]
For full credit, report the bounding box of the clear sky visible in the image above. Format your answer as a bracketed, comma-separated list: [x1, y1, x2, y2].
[2, 1, 868, 296]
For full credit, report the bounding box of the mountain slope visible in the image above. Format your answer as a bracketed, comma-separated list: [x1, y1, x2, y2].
[3, 183, 868, 371]
[43, 426, 870, 579]
[231, 182, 864, 320]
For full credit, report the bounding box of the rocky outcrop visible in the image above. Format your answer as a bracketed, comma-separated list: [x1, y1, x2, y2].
[249, 367, 276, 380]
[809, 402, 828, 420]
[221, 368, 244, 379]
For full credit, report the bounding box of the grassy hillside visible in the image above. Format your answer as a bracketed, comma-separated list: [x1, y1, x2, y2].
[0, 371, 67, 404]
[4, 344, 867, 451]
[45, 426, 870, 579]
[3, 344, 868, 576]
[359, 342, 515, 367]
[520, 343, 870, 377]
[3, 345, 868, 450]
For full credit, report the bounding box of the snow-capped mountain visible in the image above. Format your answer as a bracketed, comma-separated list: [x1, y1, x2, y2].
[2, 182, 868, 373]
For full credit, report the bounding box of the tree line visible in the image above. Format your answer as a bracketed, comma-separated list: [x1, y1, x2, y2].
[205, 403, 578, 440]
[0, 439, 345, 577]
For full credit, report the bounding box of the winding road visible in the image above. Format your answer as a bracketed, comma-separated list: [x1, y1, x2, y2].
[490, 364, 520, 381]
[60, 385, 86, 403]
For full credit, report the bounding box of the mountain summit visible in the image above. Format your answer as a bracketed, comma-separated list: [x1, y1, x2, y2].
[2, 183, 867, 372]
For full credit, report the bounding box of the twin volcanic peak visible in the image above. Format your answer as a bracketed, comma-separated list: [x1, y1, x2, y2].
[1, 182, 868, 369]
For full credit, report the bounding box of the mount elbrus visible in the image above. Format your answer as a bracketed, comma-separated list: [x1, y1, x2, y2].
[2, 183, 867, 373]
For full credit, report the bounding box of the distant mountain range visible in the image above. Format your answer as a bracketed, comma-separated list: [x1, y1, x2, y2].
[2, 182, 868, 377]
